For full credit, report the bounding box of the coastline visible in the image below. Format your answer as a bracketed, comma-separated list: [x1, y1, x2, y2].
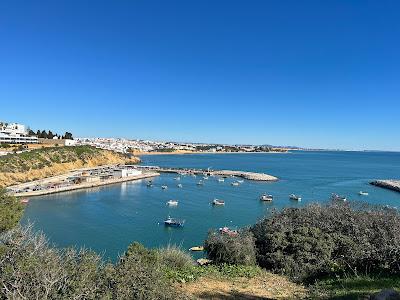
[133, 150, 289, 156]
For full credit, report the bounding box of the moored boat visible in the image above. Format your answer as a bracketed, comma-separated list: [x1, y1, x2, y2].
[359, 191, 369, 196]
[231, 181, 240, 186]
[164, 216, 185, 227]
[218, 178, 224, 182]
[212, 198, 225, 206]
[174, 177, 181, 181]
[331, 193, 347, 201]
[260, 193, 273, 201]
[177, 183, 183, 188]
[219, 227, 238, 236]
[289, 194, 302, 201]
[166, 200, 178, 206]
[189, 246, 204, 251]
[161, 185, 168, 190]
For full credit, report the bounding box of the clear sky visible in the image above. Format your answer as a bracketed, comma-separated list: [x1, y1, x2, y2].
[1, 1, 399, 150]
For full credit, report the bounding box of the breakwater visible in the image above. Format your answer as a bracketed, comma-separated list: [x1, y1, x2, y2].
[135, 166, 278, 181]
[370, 180, 400, 193]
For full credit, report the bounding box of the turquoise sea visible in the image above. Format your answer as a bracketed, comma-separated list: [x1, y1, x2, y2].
[21, 151, 400, 260]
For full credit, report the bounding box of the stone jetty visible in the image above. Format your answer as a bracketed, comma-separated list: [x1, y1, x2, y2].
[370, 180, 400, 193]
[136, 166, 278, 181]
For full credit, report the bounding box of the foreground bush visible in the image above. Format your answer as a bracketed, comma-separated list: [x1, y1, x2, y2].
[204, 229, 256, 266]
[250, 202, 400, 282]
[0, 226, 189, 300]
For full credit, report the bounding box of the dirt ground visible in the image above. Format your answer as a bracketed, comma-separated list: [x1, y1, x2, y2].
[178, 272, 306, 300]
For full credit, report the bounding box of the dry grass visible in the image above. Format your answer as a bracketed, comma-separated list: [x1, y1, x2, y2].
[0, 147, 139, 187]
[178, 271, 306, 300]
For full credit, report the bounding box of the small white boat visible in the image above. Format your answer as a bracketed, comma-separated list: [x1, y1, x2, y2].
[197, 180, 204, 186]
[237, 180, 244, 183]
[174, 177, 181, 181]
[218, 178, 225, 182]
[203, 176, 209, 180]
[212, 198, 225, 206]
[177, 183, 183, 188]
[289, 194, 302, 201]
[359, 191, 369, 196]
[161, 185, 168, 190]
[331, 193, 347, 201]
[260, 193, 273, 201]
[167, 200, 178, 206]
[231, 181, 240, 186]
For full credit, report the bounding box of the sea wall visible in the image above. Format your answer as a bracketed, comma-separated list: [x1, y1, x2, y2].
[370, 180, 400, 193]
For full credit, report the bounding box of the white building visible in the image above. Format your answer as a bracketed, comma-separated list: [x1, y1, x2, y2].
[0, 122, 38, 144]
[113, 168, 142, 178]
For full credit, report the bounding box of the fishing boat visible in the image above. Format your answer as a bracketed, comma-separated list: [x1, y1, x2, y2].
[219, 227, 238, 236]
[231, 181, 240, 186]
[166, 200, 178, 206]
[20, 198, 29, 204]
[212, 199, 225, 206]
[260, 193, 273, 201]
[218, 178, 224, 182]
[359, 191, 369, 196]
[177, 183, 183, 188]
[197, 180, 204, 186]
[164, 216, 185, 227]
[161, 185, 168, 190]
[189, 246, 204, 251]
[331, 193, 347, 201]
[289, 194, 302, 201]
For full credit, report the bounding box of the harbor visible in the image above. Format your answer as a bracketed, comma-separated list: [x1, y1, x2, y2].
[370, 180, 400, 193]
[135, 165, 278, 181]
[7, 165, 159, 197]
[20, 151, 400, 261]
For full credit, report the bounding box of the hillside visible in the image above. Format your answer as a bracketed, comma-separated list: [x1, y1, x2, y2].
[0, 146, 140, 187]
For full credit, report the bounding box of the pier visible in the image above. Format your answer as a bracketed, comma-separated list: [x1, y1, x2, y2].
[370, 180, 400, 193]
[135, 166, 278, 181]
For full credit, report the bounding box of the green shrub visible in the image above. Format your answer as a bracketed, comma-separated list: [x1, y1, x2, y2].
[0, 189, 24, 233]
[250, 202, 400, 282]
[204, 229, 257, 266]
[157, 244, 194, 269]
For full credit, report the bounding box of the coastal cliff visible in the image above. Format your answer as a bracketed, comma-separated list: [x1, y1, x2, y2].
[0, 146, 140, 187]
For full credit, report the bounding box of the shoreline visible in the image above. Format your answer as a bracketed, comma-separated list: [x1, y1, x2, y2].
[133, 150, 289, 156]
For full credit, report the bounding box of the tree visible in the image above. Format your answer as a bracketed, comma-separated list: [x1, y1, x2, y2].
[47, 130, 54, 139]
[0, 189, 24, 233]
[63, 132, 73, 140]
[40, 130, 47, 139]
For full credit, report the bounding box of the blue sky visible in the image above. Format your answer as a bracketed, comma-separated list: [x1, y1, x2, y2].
[1, 1, 399, 150]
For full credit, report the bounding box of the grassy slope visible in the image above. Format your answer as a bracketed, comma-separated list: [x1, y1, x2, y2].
[0, 146, 140, 187]
[310, 275, 400, 299]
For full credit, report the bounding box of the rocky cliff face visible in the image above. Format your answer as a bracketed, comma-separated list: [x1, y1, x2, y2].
[0, 146, 140, 187]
